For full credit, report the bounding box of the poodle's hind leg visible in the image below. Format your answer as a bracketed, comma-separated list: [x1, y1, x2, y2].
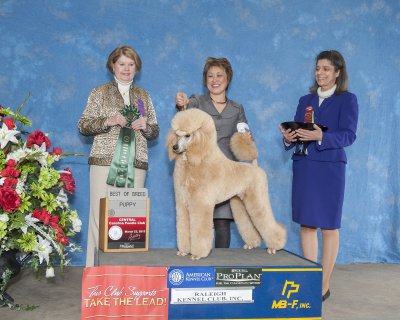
[189, 204, 214, 260]
[245, 201, 286, 253]
[176, 200, 191, 256]
[263, 222, 287, 254]
[230, 197, 262, 249]
[242, 186, 287, 253]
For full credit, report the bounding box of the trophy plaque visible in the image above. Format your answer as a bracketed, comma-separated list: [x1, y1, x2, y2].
[280, 121, 328, 132]
[99, 187, 149, 252]
[280, 121, 328, 155]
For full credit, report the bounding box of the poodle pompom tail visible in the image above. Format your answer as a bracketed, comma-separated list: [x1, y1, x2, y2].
[230, 132, 258, 161]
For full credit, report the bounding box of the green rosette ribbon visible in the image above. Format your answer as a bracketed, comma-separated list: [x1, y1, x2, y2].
[106, 104, 141, 188]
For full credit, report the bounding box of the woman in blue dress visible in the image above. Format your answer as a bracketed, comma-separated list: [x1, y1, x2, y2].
[280, 50, 358, 302]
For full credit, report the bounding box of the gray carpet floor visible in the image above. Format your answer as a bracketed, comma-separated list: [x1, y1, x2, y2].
[1, 249, 399, 320]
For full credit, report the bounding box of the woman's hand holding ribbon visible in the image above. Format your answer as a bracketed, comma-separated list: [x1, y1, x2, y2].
[106, 113, 127, 127]
[131, 116, 148, 132]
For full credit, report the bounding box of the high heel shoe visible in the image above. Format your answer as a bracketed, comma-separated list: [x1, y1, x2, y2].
[322, 289, 330, 302]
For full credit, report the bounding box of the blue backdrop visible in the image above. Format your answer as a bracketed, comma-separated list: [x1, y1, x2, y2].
[1, 0, 399, 266]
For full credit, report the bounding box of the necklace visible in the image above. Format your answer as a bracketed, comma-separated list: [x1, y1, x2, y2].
[210, 97, 227, 104]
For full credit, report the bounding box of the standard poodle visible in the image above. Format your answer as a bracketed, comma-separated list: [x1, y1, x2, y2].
[166, 108, 286, 260]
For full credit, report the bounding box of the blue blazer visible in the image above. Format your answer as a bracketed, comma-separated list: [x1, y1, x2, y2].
[289, 91, 359, 163]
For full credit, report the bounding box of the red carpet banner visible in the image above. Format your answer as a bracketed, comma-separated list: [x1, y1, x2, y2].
[81, 266, 168, 319]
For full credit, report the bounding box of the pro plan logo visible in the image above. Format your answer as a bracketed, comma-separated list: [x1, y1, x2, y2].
[215, 268, 262, 287]
[271, 280, 311, 310]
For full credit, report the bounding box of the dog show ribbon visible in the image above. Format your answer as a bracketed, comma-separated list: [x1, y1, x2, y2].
[106, 102, 143, 188]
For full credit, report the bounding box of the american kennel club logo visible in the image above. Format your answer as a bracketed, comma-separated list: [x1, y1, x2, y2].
[169, 269, 185, 286]
[215, 268, 262, 287]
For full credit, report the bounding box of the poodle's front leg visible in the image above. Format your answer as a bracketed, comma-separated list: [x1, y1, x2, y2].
[176, 199, 190, 257]
[189, 203, 214, 260]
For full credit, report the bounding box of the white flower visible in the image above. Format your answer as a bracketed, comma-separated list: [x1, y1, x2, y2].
[33, 142, 49, 167]
[21, 213, 40, 233]
[15, 171, 27, 195]
[33, 235, 53, 264]
[6, 145, 29, 163]
[46, 267, 55, 278]
[70, 215, 82, 233]
[0, 213, 9, 223]
[0, 123, 19, 149]
[56, 189, 68, 204]
[67, 244, 77, 253]
[0, 177, 5, 186]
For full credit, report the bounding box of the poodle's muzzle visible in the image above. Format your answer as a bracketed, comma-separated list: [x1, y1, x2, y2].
[172, 131, 192, 154]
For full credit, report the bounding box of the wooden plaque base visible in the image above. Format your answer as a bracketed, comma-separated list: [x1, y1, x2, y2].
[99, 189, 149, 253]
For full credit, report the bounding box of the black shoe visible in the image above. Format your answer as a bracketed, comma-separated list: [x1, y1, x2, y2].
[322, 289, 331, 302]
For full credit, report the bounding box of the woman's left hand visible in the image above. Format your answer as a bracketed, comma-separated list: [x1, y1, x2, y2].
[296, 124, 323, 142]
[131, 117, 148, 132]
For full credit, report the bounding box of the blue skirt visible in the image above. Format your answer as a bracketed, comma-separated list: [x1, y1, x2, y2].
[292, 159, 345, 229]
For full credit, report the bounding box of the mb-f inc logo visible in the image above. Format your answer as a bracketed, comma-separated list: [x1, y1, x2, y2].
[271, 280, 311, 310]
[282, 280, 299, 298]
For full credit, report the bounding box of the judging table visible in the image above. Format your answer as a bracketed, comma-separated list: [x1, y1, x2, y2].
[95, 248, 322, 319]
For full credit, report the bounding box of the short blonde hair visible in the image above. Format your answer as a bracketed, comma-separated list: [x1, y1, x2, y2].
[106, 45, 142, 73]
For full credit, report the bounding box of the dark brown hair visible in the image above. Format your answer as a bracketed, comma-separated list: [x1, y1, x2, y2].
[106, 45, 142, 73]
[310, 50, 348, 94]
[202, 57, 233, 90]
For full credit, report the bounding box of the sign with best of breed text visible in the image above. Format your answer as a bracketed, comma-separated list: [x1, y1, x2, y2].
[99, 187, 149, 252]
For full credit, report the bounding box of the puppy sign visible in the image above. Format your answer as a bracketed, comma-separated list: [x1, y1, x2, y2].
[99, 187, 149, 252]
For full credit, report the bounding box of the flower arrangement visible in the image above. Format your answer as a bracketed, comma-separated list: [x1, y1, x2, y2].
[0, 95, 81, 308]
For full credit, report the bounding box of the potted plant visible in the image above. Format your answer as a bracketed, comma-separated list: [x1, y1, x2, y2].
[0, 95, 81, 309]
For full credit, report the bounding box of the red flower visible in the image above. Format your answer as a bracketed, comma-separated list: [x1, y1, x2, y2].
[3, 117, 15, 129]
[50, 147, 63, 156]
[49, 215, 60, 229]
[0, 187, 21, 213]
[59, 168, 76, 194]
[6, 159, 16, 167]
[1, 165, 20, 178]
[32, 208, 61, 230]
[56, 233, 69, 246]
[32, 208, 51, 224]
[52, 224, 63, 234]
[3, 178, 17, 189]
[26, 130, 51, 149]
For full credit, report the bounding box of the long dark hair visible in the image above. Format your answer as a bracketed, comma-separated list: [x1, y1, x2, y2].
[310, 50, 348, 94]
